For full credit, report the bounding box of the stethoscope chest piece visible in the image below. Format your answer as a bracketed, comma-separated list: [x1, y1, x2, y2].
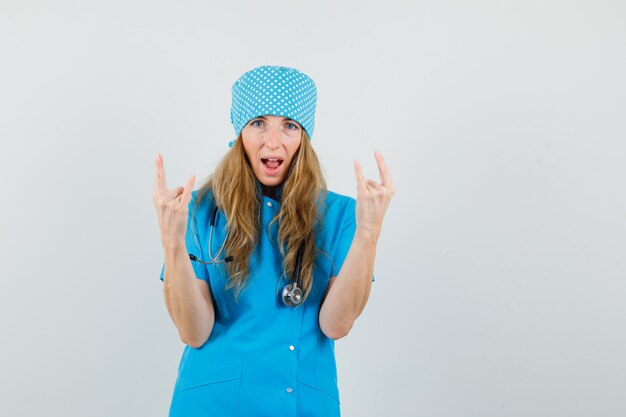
[281, 282, 303, 307]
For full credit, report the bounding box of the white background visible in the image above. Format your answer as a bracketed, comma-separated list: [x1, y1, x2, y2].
[1, 1, 625, 416]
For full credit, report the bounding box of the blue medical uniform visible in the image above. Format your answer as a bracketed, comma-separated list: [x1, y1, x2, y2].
[159, 187, 374, 417]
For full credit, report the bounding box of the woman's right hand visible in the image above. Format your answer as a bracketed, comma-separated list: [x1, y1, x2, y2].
[152, 153, 196, 249]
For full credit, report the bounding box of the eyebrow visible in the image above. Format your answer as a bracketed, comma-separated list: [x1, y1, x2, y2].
[254, 116, 297, 122]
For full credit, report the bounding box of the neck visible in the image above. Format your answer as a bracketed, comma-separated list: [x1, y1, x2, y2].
[260, 183, 283, 201]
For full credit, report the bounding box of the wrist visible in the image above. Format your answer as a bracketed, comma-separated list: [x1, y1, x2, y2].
[162, 238, 187, 253]
[354, 228, 379, 246]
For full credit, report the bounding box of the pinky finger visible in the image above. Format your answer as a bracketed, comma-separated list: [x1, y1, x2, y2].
[180, 174, 196, 206]
[354, 161, 367, 194]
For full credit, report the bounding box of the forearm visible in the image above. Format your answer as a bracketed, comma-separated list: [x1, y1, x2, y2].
[162, 240, 215, 347]
[319, 230, 376, 339]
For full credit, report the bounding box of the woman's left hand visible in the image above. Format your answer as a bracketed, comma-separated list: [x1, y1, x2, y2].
[354, 151, 396, 244]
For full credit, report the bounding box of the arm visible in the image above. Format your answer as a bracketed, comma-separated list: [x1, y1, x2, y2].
[319, 151, 395, 340]
[162, 240, 215, 348]
[318, 231, 375, 340]
[153, 153, 214, 348]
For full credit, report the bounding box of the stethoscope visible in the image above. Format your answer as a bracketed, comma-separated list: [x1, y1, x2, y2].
[188, 206, 305, 307]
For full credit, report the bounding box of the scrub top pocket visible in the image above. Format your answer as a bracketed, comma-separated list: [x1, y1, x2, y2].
[297, 367, 340, 417]
[170, 363, 242, 417]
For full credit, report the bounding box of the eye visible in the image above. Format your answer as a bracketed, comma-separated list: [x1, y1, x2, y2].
[251, 120, 264, 128]
[286, 122, 299, 130]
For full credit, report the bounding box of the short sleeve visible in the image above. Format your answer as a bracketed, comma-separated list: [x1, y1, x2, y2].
[159, 191, 210, 282]
[330, 197, 375, 282]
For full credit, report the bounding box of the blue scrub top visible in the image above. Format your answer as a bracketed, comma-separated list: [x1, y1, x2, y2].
[159, 188, 374, 417]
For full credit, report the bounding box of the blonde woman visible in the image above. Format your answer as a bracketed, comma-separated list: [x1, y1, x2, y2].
[153, 65, 395, 416]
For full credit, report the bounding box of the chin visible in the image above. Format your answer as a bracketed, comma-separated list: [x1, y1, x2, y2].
[258, 176, 285, 187]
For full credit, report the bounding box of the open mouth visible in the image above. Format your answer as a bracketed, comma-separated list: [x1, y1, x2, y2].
[261, 158, 284, 170]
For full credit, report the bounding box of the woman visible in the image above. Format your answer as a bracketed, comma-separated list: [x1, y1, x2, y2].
[153, 65, 394, 416]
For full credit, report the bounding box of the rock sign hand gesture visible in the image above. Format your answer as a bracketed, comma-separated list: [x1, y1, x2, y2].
[353, 151, 396, 243]
[152, 153, 196, 249]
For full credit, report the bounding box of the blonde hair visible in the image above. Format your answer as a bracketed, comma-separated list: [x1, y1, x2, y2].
[194, 129, 327, 303]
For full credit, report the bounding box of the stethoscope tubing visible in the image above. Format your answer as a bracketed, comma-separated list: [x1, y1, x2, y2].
[188, 205, 305, 307]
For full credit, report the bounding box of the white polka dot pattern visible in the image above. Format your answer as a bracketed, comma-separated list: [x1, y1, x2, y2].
[230, 65, 317, 146]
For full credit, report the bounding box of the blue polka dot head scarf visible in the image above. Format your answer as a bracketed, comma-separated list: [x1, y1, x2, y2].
[229, 65, 317, 147]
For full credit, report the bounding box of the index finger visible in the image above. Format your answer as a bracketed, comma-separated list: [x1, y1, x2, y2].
[154, 153, 168, 193]
[374, 151, 394, 188]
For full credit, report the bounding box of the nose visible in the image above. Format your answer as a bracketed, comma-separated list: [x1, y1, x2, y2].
[264, 124, 281, 149]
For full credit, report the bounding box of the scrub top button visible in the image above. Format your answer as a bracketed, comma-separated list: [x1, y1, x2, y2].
[266, 201, 273, 207]
[286, 387, 293, 393]
[289, 345, 295, 351]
